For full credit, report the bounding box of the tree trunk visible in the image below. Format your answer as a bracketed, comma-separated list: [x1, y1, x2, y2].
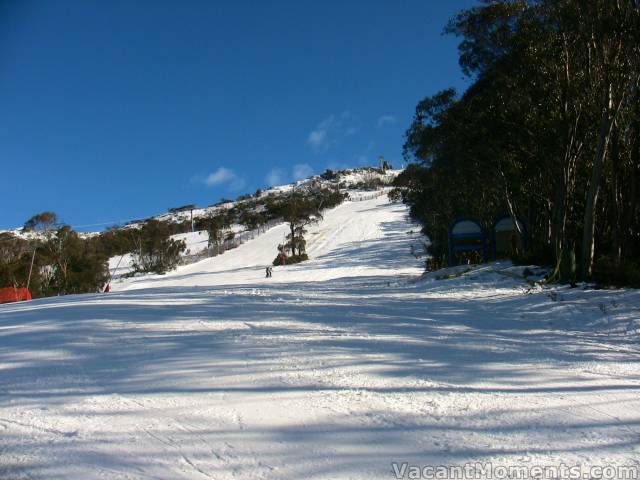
[609, 122, 622, 261]
[498, 166, 524, 238]
[551, 168, 568, 260]
[290, 223, 296, 256]
[623, 90, 640, 258]
[581, 107, 613, 278]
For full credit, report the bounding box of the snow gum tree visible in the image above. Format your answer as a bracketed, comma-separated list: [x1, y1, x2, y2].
[395, 0, 640, 285]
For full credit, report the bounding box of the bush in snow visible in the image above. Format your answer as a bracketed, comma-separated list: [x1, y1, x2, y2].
[272, 253, 308, 266]
[129, 220, 186, 275]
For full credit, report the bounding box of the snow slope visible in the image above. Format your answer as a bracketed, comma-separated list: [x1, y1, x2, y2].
[115, 193, 421, 291]
[1, 195, 640, 480]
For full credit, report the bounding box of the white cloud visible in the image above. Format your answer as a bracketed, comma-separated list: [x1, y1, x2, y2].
[377, 114, 397, 127]
[265, 168, 286, 186]
[307, 129, 327, 150]
[203, 167, 245, 191]
[205, 167, 235, 186]
[307, 111, 360, 152]
[292, 163, 313, 180]
[307, 114, 335, 151]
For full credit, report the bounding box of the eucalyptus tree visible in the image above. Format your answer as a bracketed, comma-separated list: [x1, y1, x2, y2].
[397, 0, 640, 282]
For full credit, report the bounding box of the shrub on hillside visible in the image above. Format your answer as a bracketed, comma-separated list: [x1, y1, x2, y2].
[320, 169, 338, 181]
[353, 177, 385, 191]
[272, 253, 308, 266]
[48, 228, 109, 295]
[130, 220, 186, 275]
[23, 211, 59, 232]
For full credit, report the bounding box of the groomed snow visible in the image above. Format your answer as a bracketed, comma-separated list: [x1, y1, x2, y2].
[1, 195, 639, 479]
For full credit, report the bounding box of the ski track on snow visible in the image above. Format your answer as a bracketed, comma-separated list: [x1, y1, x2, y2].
[1, 195, 640, 479]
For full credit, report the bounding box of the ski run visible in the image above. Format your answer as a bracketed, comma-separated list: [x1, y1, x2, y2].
[1, 194, 640, 480]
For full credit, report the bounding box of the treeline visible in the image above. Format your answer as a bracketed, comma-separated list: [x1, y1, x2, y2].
[99, 220, 187, 275]
[393, 0, 640, 285]
[1, 212, 109, 297]
[0, 213, 189, 298]
[0, 184, 347, 298]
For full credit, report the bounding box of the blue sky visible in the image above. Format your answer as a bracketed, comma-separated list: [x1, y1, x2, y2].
[0, 0, 477, 231]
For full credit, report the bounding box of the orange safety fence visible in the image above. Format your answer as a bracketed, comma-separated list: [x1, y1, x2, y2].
[0, 287, 32, 304]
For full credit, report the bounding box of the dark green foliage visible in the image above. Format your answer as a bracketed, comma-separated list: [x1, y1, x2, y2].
[592, 256, 640, 288]
[129, 220, 186, 275]
[352, 177, 385, 191]
[195, 210, 233, 250]
[40, 227, 109, 295]
[558, 249, 577, 285]
[317, 187, 347, 210]
[0, 233, 32, 289]
[168, 204, 196, 214]
[97, 219, 186, 257]
[321, 169, 337, 180]
[272, 253, 308, 266]
[425, 255, 448, 272]
[168, 221, 190, 235]
[96, 226, 137, 257]
[395, 1, 640, 284]
[23, 211, 58, 231]
[238, 209, 266, 231]
[0, 226, 108, 297]
[267, 186, 346, 257]
[279, 192, 321, 256]
[511, 244, 555, 268]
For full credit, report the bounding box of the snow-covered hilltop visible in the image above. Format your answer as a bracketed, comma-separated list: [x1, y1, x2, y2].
[144, 167, 400, 227]
[1, 167, 399, 238]
[1, 191, 640, 480]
